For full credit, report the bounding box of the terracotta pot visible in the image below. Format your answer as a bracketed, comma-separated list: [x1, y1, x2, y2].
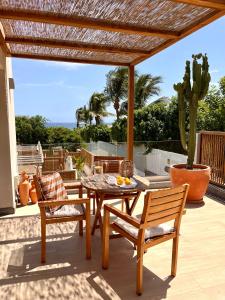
[170, 164, 210, 202]
[29, 181, 38, 204]
[19, 179, 30, 206]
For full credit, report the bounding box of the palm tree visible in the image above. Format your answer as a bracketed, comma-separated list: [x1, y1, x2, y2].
[120, 73, 162, 114]
[151, 96, 170, 105]
[105, 67, 129, 120]
[76, 106, 93, 127]
[135, 74, 162, 109]
[75, 107, 84, 128]
[89, 92, 110, 125]
[83, 105, 93, 125]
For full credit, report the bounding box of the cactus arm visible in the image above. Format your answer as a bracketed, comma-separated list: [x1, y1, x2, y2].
[187, 95, 197, 169]
[178, 92, 187, 151]
[200, 54, 211, 99]
[174, 83, 187, 151]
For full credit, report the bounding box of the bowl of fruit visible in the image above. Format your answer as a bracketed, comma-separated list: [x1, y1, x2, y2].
[116, 175, 137, 189]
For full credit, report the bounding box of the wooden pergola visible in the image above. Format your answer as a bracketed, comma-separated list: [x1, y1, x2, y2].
[0, 0, 224, 160]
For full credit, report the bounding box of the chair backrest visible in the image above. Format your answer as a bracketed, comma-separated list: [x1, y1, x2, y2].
[94, 155, 124, 162]
[80, 148, 94, 168]
[42, 157, 64, 173]
[33, 172, 67, 202]
[101, 160, 122, 173]
[141, 184, 189, 229]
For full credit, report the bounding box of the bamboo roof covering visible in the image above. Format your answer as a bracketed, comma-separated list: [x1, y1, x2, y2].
[0, 0, 225, 66]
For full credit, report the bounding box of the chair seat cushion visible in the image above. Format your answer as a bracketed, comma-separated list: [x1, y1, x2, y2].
[46, 204, 84, 218]
[114, 217, 174, 241]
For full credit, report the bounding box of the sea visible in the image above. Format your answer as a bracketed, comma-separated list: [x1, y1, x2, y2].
[46, 122, 112, 129]
[46, 122, 75, 129]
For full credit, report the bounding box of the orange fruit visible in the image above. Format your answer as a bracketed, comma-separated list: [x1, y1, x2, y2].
[125, 178, 131, 185]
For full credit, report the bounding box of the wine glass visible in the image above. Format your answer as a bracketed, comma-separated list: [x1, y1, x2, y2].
[93, 161, 104, 182]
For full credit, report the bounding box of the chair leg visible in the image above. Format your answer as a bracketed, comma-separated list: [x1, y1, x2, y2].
[92, 197, 95, 215]
[85, 202, 91, 259]
[41, 219, 46, 263]
[121, 199, 124, 212]
[79, 220, 83, 236]
[136, 246, 144, 296]
[79, 186, 83, 198]
[171, 236, 179, 276]
[102, 209, 110, 269]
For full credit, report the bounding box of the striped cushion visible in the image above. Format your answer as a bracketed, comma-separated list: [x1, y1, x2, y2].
[40, 172, 67, 213]
[40, 172, 67, 200]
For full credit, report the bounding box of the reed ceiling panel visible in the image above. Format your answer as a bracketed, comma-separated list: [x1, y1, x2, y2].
[0, 0, 222, 65]
[1, 19, 167, 51]
[9, 43, 139, 63]
[0, 0, 214, 31]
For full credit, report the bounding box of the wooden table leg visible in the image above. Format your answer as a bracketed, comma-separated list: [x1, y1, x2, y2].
[124, 198, 130, 214]
[124, 191, 141, 215]
[129, 191, 141, 215]
[91, 192, 104, 235]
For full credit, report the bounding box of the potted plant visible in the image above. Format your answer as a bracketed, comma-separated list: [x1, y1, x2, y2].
[73, 156, 85, 179]
[170, 53, 211, 202]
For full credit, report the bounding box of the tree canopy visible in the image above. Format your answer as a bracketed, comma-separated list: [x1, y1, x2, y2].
[16, 115, 48, 144]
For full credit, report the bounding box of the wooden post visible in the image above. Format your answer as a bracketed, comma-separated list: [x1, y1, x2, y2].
[127, 65, 135, 161]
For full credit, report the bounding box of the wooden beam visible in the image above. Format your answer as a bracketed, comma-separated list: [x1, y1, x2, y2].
[0, 24, 11, 56]
[171, 0, 225, 10]
[6, 37, 149, 56]
[131, 9, 225, 65]
[127, 65, 135, 161]
[0, 10, 179, 39]
[11, 53, 130, 67]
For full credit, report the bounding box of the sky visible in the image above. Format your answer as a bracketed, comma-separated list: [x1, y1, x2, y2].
[12, 15, 225, 124]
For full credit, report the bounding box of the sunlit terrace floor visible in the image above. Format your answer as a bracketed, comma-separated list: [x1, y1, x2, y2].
[0, 194, 225, 300]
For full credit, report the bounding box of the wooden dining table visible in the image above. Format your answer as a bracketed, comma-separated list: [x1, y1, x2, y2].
[81, 174, 149, 236]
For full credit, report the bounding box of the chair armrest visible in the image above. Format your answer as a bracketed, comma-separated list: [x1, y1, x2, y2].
[104, 204, 140, 228]
[64, 181, 82, 189]
[38, 198, 89, 208]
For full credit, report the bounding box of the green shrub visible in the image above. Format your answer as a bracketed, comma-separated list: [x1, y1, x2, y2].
[80, 125, 111, 142]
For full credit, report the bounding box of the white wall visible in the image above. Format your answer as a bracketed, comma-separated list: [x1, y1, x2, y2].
[146, 149, 187, 175]
[0, 50, 17, 214]
[90, 141, 187, 176]
[86, 133, 206, 177]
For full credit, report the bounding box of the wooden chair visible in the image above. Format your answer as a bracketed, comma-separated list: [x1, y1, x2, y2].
[33, 174, 91, 263]
[102, 184, 189, 295]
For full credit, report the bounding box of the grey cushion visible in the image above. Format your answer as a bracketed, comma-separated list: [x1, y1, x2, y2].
[46, 204, 84, 218]
[114, 217, 174, 241]
[83, 165, 93, 176]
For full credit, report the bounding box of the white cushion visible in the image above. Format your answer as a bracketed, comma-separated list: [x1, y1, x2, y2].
[114, 217, 174, 241]
[46, 204, 84, 218]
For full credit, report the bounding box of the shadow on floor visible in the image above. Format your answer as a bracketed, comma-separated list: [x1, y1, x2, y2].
[185, 201, 205, 209]
[1, 232, 173, 299]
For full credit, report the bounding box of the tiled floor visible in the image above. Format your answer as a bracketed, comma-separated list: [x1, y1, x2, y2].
[0, 194, 225, 299]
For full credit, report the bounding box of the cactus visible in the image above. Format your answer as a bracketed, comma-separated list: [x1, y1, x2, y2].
[174, 54, 211, 169]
